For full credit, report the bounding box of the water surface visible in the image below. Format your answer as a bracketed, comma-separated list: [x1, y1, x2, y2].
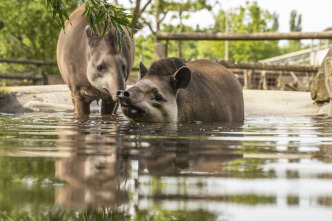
[1, 113, 332, 220]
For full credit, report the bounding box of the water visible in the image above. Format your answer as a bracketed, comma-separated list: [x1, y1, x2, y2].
[1, 112, 332, 220]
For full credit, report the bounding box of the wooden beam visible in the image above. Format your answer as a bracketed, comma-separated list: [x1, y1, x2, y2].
[0, 58, 57, 66]
[215, 60, 319, 72]
[157, 31, 332, 41]
[0, 73, 42, 80]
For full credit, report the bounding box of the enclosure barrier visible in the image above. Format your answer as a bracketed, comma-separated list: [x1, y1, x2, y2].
[156, 31, 332, 41]
[0, 58, 57, 85]
[154, 31, 332, 91]
[215, 61, 319, 91]
[0, 57, 319, 90]
[215, 60, 319, 72]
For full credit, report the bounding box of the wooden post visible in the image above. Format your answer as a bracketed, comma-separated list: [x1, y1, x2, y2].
[34, 65, 43, 85]
[248, 70, 252, 89]
[259, 70, 268, 90]
[154, 43, 166, 60]
[243, 69, 252, 89]
[290, 71, 304, 90]
[277, 72, 284, 90]
[244, 70, 248, 89]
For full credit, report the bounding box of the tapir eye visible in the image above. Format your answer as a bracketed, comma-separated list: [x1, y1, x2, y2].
[154, 94, 163, 102]
[97, 65, 104, 72]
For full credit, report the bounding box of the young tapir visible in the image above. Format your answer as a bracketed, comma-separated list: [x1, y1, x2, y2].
[57, 4, 135, 116]
[116, 58, 244, 123]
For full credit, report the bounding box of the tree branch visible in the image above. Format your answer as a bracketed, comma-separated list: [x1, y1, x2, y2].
[131, 0, 141, 30]
[159, 10, 169, 26]
[140, 0, 152, 16]
[141, 17, 156, 35]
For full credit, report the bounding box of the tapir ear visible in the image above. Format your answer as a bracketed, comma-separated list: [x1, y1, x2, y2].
[85, 25, 100, 47]
[139, 61, 148, 80]
[171, 66, 191, 91]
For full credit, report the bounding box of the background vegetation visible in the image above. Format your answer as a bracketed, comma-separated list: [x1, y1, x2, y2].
[0, 0, 305, 78]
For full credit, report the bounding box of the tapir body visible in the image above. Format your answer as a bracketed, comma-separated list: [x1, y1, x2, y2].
[57, 4, 135, 115]
[117, 58, 244, 123]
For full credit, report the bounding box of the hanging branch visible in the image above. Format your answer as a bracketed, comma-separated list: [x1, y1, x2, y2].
[46, 0, 134, 51]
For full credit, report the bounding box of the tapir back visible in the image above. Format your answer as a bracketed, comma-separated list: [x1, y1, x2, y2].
[177, 60, 244, 122]
[57, 4, 89, 87]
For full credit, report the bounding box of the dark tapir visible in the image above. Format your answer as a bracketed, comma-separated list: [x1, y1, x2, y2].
[57, 4, 135, 115]
[117, 58, 244, 123]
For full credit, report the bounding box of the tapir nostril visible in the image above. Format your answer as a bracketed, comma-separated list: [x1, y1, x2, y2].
[123, 91, 130, 97]
[116, 90, 122, 97]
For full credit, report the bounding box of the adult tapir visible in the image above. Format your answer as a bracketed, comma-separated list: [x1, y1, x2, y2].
[116, 58, 244, 123]
[57, 4, 135, 115]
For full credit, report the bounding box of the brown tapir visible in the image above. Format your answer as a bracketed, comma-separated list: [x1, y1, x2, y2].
[57, 4, 135, 115]
[117, 58, 244, 123]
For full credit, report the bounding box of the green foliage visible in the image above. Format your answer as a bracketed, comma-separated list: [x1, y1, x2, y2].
[47, 0, 134, 52]
[0, 0, 78, 75]
[162, 24, 199, 58]
[0, 207, 130, 221]
[135, 1, 282, 63]
[287, 10, 302, 52]
[83, 0, 134, 52]
[0, 83, 9, 96]
[46, 0, 71, 30]
[135, 34, 156, 67]
[199, 1, 281, 61]
[290, 10, 302, 32]
[135, 208, 217, 221]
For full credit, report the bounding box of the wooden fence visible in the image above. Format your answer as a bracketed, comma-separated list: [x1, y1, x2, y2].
[0, 58, 57, 85]
[154, 31, 332, 91]
[213, 60, 319, 91]
[0, 57, 319, 90]
[157, 31, 332, 41]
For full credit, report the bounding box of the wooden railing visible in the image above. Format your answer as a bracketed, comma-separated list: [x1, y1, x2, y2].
[0, 58, 320, 90]
[0, 58, 57, 85]
[157, 31, 332, 41]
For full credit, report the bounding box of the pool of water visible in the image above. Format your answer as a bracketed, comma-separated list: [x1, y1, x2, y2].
[1, 112, 332, 220]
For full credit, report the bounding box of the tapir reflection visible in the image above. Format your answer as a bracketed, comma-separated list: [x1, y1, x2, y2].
[55, 119, 130, 209]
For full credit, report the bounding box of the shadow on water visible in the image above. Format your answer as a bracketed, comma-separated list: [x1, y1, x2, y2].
[2, 113, 332, 220]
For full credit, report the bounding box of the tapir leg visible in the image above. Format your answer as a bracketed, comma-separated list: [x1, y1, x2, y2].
[72, 95, 91, 116]
[101, 100, 117, 115]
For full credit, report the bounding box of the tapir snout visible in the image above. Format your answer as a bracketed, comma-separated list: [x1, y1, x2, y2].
[116, 90, 133, 107]
[116, 90, 130, 99]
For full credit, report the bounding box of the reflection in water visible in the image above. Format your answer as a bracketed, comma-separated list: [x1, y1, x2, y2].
[1, 113, 332, 220]
[55, 120, 130, 209]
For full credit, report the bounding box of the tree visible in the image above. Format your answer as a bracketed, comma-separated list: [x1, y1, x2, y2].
[198, 1, 280, 61]
[121, 0, 213, 63]
[47, 0, 134, 39]
[0, 0, 134, 78]
[288, 10, 302, 52]
[290, 10, 302, 32]
[0, 1, 79, 75]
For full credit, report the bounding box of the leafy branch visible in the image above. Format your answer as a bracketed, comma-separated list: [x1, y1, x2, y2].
[46, 0, 134, 51]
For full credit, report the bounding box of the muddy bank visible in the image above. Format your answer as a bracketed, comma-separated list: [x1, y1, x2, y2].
[0, 85, 329, 116]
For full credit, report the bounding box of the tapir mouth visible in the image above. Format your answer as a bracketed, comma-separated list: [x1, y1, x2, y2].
[120, 101, 147, 119]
